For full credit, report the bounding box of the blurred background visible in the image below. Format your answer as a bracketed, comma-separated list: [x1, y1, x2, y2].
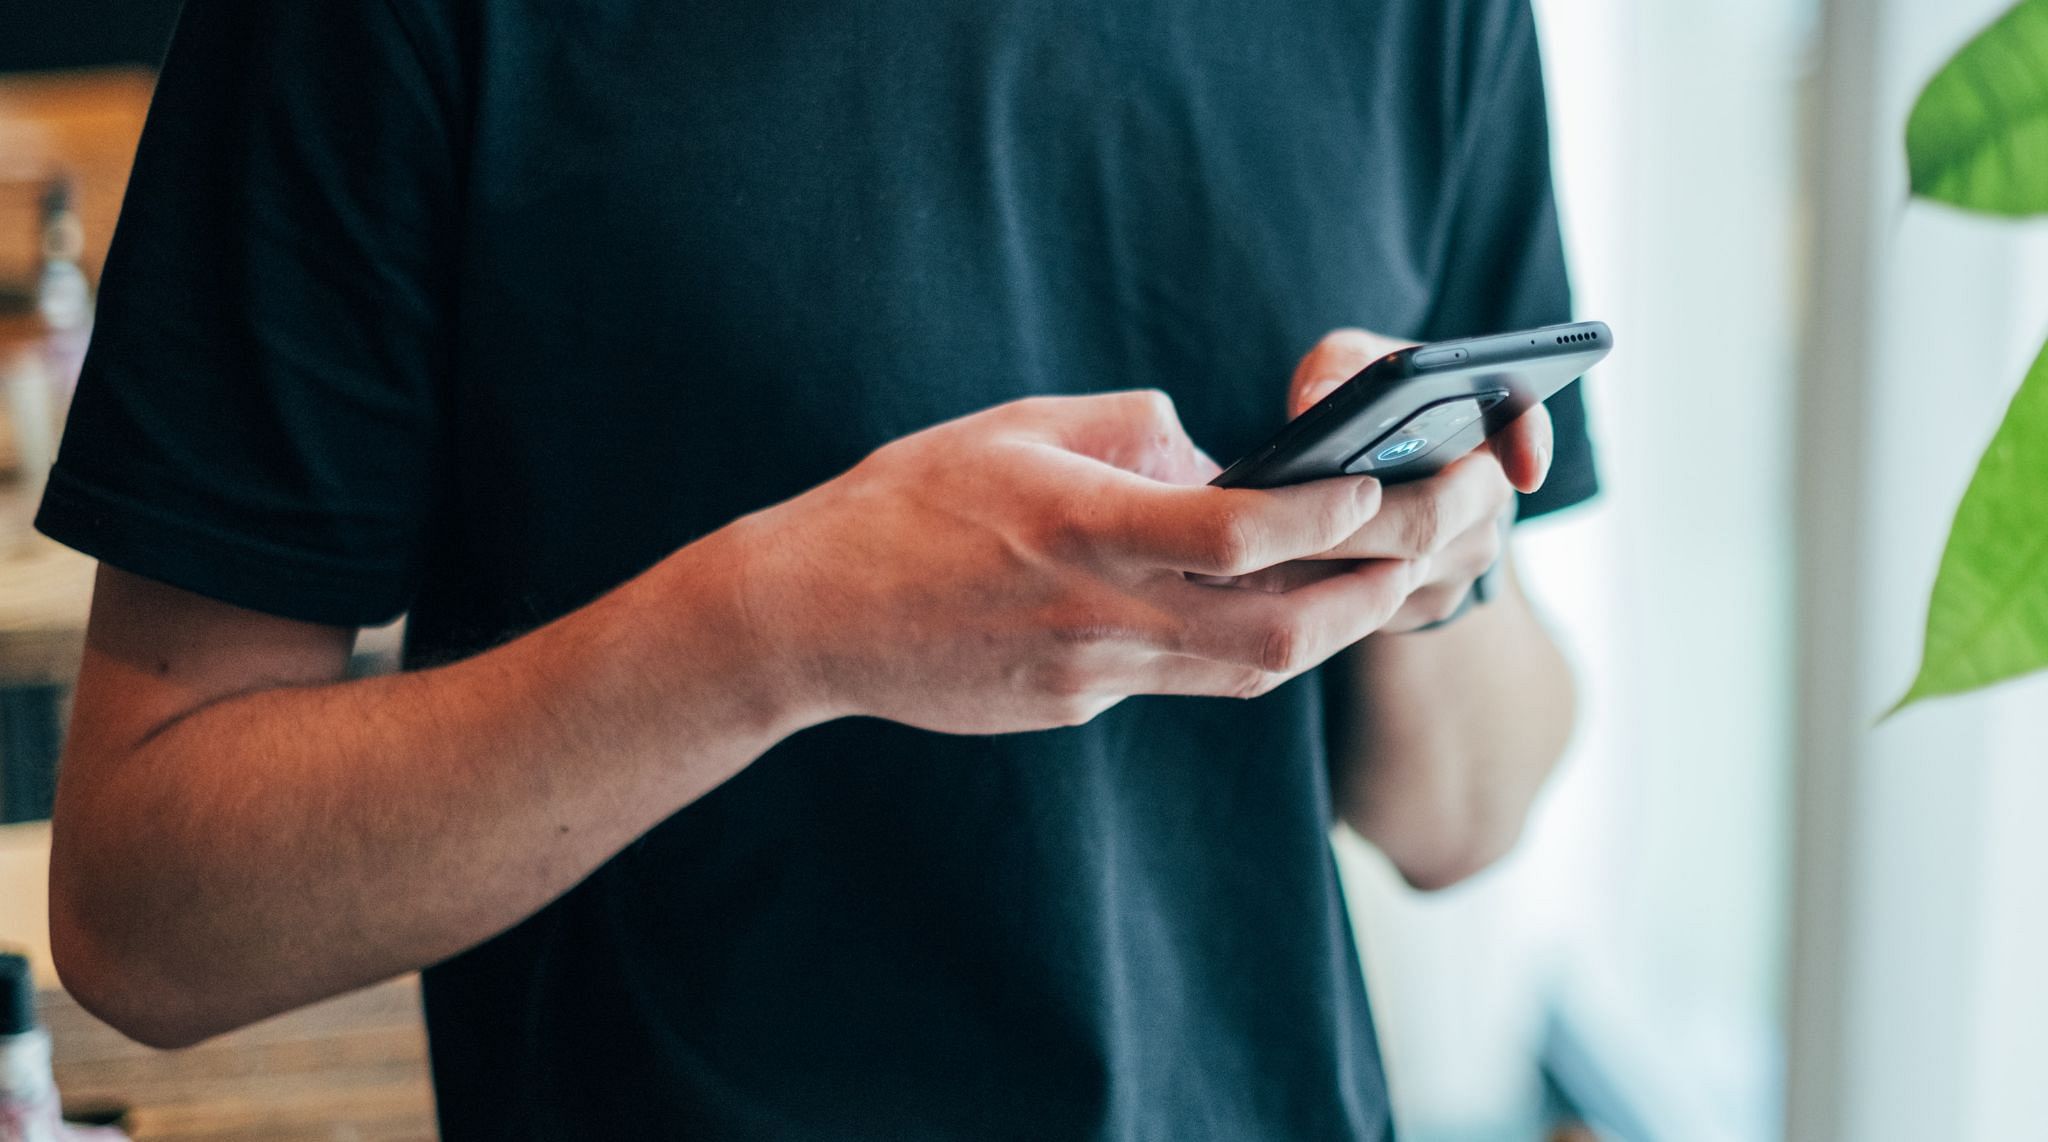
[2, 1, 2046, 1139]
[1343, 0, 2048, 1138]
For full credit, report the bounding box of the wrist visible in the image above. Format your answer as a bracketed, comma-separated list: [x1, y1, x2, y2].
[649, 507, 847, 739]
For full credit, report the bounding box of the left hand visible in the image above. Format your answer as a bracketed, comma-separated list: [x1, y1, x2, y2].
[1217, 328, 1553, 633]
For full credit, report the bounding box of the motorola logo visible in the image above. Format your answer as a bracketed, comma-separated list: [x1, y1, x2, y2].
[1375, 438, 1427, 462]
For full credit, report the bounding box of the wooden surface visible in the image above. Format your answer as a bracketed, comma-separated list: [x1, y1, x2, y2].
[43, 975, 439, 1142]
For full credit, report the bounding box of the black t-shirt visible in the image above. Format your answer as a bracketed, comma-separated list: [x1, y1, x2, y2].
[39, 1, 1595, 1138]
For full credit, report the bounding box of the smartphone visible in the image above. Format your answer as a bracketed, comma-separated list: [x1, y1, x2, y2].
[1211, 321, 1611, 489]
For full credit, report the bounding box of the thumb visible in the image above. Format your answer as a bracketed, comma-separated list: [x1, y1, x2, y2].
[1490, 399, 1555, 494]
[1288, 327, 1413, 418]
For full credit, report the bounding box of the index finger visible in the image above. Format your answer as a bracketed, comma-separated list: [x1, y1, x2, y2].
[1075, 470, 1384, 577]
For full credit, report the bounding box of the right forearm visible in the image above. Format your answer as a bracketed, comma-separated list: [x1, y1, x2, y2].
[52, 522, 817, 1047]
[50, 388, 1435, 1048]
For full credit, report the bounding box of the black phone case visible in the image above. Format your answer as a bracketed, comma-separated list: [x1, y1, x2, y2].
[1211, 321, 1611, 489]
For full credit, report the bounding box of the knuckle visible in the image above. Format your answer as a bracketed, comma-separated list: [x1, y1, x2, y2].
[1435, 533, 1497, 587]
[1311, 490, 1361, 551]
[1033, 655, 1097, 701]
[1417, 588, 1467, 626]
[1399, 496, 1446, 556]
[1258, 618, 1311, 675]
[1130, 387, 1178, 427]
[1035, 495, 1104, 562]
[1204, 509, 1259, 575]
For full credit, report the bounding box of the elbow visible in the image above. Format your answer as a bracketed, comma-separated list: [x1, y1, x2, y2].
[53, 907, 218, 1050]
[49, 866, 221, 1050]
[1340, 689, 1577, 893]
[1380, 816, 1526, 892]
[1340, 777, 1533, 893]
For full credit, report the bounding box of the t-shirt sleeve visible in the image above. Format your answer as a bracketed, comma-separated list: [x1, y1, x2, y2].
[1420, 0, 1598, 522]
[34, 0, 460, 626]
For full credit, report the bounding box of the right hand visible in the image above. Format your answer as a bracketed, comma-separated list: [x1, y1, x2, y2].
[720, 391, 1423, 735]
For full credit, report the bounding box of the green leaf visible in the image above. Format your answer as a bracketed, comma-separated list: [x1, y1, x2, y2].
[1894, 333, 2048, 713]
[1907, 0, 2048, 216]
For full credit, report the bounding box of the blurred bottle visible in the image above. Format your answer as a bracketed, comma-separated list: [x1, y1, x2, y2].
[0, 950, 61, 1142]
[0, 954, 124, 1142]
[34, 179, 90, 338]
[31, 175, 90, 450]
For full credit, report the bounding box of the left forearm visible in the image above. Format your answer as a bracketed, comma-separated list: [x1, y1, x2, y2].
[1330, 557, 1575, 889]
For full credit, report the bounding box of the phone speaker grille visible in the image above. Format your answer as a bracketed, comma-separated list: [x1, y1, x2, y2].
[1555, 330, 1599, 345]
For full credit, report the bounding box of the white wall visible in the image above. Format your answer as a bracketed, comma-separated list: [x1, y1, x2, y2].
[1344, 0, 1816, 1137]
[1790, 0, 2048, 1136]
